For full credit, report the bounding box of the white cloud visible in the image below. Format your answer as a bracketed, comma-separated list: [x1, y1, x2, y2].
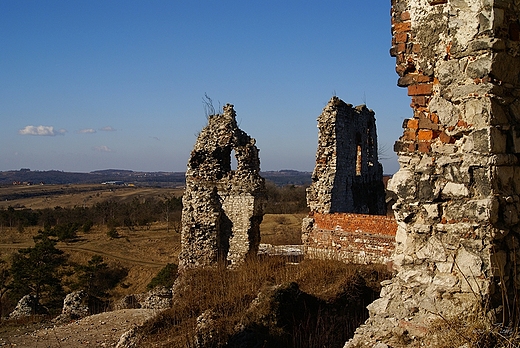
[18, 125, 66, 136]
[93, 145, 112, 152]
[99, 126, 116, 131]
[77, 128, 96, 134]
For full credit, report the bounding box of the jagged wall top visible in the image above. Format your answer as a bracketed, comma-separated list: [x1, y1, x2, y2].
[187, 103, 263, 192]
[180, 103, 266, 269]
[307, 96, 386, 215]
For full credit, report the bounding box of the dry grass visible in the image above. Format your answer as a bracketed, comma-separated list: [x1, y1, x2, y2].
[260, 213, 306, 245]
[0, 211, 309, 315]
[137, 258, 390, 348]
[427, 306, 520, 348]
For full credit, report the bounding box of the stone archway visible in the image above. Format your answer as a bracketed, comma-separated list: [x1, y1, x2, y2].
[179, 104, 266, 269]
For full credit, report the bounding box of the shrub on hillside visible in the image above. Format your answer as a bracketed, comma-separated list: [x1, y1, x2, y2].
[147, 263, 178, 290]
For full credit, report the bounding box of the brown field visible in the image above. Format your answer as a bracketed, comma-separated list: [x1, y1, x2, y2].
[0, 184, 183, 210]
[0, 185, 304, 298]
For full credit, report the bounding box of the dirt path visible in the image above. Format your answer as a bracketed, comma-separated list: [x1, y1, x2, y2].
[0, 244, 167, 268]
[0, 309, 158, 347]
[59, 245, 167, 268]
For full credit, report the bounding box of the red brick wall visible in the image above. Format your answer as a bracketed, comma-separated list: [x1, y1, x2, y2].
[312, 212, 397, 236]
[304, 213, 397, 264]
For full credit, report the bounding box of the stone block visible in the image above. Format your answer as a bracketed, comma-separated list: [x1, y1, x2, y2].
[418, 129, 435, 140]
[394, 22, 412, 33]
[441, 182, 469, 198]
[470, 127, 507, 154]
[416, 237, 447, 261]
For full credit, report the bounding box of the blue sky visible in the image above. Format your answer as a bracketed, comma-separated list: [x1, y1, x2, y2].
[1, 1, 411, 174]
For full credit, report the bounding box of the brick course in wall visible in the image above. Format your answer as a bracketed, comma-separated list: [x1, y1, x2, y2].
[303, 97, 391, 265]
[346, 0, 520, 347]
[303, 213, 397, 264]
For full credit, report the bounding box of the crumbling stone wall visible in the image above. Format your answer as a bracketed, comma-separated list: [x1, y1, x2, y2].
[303, 213, 397, 264]
[303, 97, 390, 264]
[307, 97, 386, 215]
[347, 1, 520, 347]
[179, 104, 266, 269]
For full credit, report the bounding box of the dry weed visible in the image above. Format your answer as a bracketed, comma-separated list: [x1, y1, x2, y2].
[137, 258, 391, 348]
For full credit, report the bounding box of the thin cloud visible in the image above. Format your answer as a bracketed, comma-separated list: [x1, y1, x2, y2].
[151, 136, 160, 141]
[77, 128, 96, 134]
[99, 126, 116, 132]
[18, 125, 66, 136]
[93, 145, 112, 152]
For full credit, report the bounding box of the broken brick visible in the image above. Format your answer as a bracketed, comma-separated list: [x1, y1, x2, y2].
[408, 83, 433, 96]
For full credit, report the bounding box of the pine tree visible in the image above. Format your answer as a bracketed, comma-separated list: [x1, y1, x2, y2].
[10, 231, 67, 312]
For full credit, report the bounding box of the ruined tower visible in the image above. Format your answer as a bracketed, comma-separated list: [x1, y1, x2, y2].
[307, 96, 386, 215]
[302, 97, 393, 265]
[347, 1, 520, 347]
[179, 104, 266, 269]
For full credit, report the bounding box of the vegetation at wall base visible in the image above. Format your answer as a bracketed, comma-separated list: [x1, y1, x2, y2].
[136, 258, 391, 348]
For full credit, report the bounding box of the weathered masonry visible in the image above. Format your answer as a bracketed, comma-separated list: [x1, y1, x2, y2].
[347, 1, 520, 347]
[303, 213, 397, 264]
[179, 104, 266, 269]
[306, 97, 386, 215]
[303, 97, 393, 264]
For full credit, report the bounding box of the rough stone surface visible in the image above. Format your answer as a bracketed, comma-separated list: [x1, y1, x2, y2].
[115, 287, 172, 310]
[347, 1, 520, 347]
[303, 97, 391, 264]
[54, 290, 89, 323]
[179, 104, 266, 269]
[8, 294, 46, 319]
[307, 97, 386, 215]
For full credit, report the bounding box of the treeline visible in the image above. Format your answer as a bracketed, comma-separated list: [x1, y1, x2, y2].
[0, 182, 308, 232]
[264, 182, 308, 214]
[0, 196, 183, 232]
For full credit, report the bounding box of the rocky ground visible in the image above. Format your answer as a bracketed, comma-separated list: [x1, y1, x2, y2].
[0, 309, 158, 347]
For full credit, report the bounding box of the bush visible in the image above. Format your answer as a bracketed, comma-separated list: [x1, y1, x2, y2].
[107, 228, 119, 239]
[82, 220, 93, 233]
[147, 263, 178, 290]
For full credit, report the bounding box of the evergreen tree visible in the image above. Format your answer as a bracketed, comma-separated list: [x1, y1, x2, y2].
[10, 231, 67, 312]
[72, 255, 128, 300]
[0, 260, 11, 317]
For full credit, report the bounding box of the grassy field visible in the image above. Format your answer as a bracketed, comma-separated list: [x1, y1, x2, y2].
[0, 184, 305, 300]
[0, 184, 183, 210]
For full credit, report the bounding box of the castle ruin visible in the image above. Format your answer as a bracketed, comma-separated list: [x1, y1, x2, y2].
[307, 97, 386, 215]
[303, 97, 394, 264]
[347, 1, 520, 346]
[179, 104, 266, 269]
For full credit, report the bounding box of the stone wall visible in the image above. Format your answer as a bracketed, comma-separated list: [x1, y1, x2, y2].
[347, 1, 520, 347]
[302, 97, 388, 264]
[179, 104, 266, 269]
[303, 213, 397, 264]
[307, 97, 386, 215]
[303, 97, 390, 264]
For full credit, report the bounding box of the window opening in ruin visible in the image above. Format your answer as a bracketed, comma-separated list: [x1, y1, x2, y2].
[231, 149, 238, 171]
[356, 133, 362, 176]
[368, 136, 374, 167]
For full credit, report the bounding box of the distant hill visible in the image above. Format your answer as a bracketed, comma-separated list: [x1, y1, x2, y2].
[0, 169, 312, 187]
